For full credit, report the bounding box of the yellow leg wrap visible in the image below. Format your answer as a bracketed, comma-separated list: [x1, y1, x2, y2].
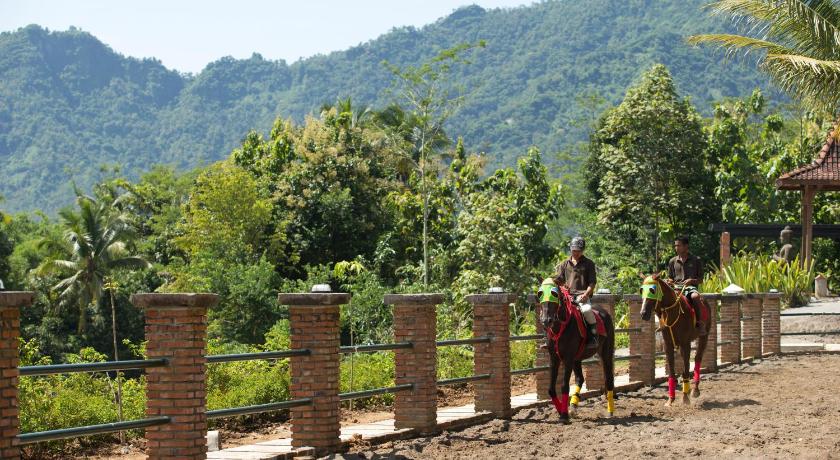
[682, 380, 691, 395]
[570, 385, 580, 405]
[606, 390, 615, 414]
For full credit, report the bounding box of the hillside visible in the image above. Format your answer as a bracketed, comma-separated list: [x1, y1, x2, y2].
[0, 0, 773, 212]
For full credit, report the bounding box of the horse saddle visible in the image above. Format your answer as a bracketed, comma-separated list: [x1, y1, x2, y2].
[569, 304, 608, 339]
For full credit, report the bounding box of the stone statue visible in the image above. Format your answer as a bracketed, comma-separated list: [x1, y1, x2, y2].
[773, 226, 796, 264]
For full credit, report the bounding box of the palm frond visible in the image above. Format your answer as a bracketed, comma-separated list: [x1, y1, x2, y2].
[687, 33, 793, 56]
[763, 53, 840, 109]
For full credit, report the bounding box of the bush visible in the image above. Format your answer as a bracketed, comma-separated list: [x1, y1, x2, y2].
[19, 341, 145, 458]
[700, 253, 814, 307]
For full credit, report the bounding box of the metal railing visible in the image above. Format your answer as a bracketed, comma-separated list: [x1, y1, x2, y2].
[340, 342, 412, 353]
[436, 336, 491, 347]
[206, 349, 309, 364]
[437, 374, 491, 386]
[20, 358, 168, 377]
[340, 384, 414, 401]
[18, 358, 171, 444]
[207, 399, 312, 419]
[18, 417, 171, 445]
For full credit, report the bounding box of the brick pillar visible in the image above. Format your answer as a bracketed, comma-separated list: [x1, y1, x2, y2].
[529, 294, 551, 400]
[385, 293, 441, 432]
[762, 292, 782, 355]
[719, 294, 742, 365]
[741, 294, 763, 360]
[627, 295, 655, 385]
[583, 293, 617, 392]
[131, 293, 218, 460]
[468, 290, 516, 417]
[280, 289, 348, 454]
[701, 294, 720, 372]
[0, 292, 33, 460]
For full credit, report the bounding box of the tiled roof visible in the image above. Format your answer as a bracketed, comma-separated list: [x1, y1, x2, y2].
[776, 127, 840, 190]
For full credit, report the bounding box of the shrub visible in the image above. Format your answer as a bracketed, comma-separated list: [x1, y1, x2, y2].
[700, 253, 814, 307]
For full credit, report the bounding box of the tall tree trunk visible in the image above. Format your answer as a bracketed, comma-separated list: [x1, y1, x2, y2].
[110, 288, 125, 446]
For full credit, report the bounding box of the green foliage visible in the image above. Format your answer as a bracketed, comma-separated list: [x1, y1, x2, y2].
[19, 342, 146, 456]
[0, 2, 777, 213]
[586, 64, 718, 267]
[700, 254, 815, 307]
[689, 0, 840, 112]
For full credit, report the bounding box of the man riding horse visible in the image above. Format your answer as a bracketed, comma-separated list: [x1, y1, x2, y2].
[666, 235, 708, 335]
[553, 236, 598, 349]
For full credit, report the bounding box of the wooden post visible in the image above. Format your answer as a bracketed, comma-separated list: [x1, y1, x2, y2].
[720, 231, 731, 269]
[801, 186, 816, 269]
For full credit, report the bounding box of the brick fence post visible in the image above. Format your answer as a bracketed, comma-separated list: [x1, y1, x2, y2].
[583, 293, 618, 392]
[627, 295, 655, 385]
[529, 294, 551, 400]
[0, 292, 33, 460]
[762, 292, 782, 356]
[719, 294, 742, 365]
[741, 294, 763, 360]
[279, 288, 349, 455]
[131, 293, 218, 460]
[385, 293, 441, 433]
[467, 290, 516, 418]
[701, 294, 720, 372]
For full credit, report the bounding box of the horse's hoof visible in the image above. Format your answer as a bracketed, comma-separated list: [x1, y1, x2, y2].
[682, 395, 691, 405]
[569, 404, 578, 415]
[559, 413, 571, 424]
[605, 411, 614, 418]
[691, 388, 700, 398]
[664, 399, 674, 408]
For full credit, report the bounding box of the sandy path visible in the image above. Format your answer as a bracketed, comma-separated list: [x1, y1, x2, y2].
[339, 353, 840, 459]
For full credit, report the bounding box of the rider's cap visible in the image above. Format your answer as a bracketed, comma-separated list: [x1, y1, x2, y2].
[570, 236, 585, 251]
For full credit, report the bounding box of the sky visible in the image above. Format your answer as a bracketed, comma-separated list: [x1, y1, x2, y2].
[1, 0, 533, 73]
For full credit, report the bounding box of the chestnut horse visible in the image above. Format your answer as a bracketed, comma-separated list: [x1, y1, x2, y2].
[639, 275, 709, 406]
[538, 279, 615, 422]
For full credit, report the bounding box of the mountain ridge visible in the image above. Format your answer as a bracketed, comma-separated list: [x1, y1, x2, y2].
[0, 0, 773, 213]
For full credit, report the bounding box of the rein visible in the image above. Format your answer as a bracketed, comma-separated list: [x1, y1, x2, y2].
[544, 286, 585, 359]
[652, 279, 687, 346]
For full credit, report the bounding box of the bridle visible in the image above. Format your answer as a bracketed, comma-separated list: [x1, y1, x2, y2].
[641, 276, 687, 345]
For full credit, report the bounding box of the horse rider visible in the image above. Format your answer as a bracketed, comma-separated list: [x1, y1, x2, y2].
[666, 235, 707, 335]
[552, 236, 599, 350]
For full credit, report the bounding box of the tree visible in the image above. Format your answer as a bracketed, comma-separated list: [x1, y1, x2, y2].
[585, 64, 717, 267]
[385, 41, 485, 287]
[689, 0, 840, 113]
[35, 185, 149, 441]
[36, 187, 150, 333]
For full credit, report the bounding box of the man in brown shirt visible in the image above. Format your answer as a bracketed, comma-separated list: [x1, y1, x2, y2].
[667, 235, 707, 334]
[553, 236, 598, 349]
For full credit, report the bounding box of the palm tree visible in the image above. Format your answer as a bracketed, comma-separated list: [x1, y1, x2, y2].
[37, 188, 149, 332]
[688, 0, 840, 113]
[36, 186, 150, 444]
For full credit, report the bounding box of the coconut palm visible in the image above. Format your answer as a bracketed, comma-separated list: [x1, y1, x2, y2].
[35, 186, 150, 443]
[688, 0, 840, 113]
[37, 187, 150, 333]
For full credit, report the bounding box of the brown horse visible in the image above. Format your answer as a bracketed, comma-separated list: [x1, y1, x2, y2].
[537, 279, 615, 422]
[639, 274, 709, 406]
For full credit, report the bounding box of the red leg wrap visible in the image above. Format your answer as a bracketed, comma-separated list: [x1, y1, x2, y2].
[668, 376, 676, 399]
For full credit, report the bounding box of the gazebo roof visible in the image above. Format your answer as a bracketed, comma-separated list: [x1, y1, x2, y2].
[776, 127, 840, 191]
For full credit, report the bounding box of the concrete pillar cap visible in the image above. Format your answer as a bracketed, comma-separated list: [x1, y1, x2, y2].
[723, 283, 745, 294]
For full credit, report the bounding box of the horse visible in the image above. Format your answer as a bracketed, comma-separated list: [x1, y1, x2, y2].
[537, 279, 616, 422]
[639, 274, 710, 406]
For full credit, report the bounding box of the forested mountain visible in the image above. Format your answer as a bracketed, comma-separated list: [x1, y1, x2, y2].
[0, 0, 773, 212]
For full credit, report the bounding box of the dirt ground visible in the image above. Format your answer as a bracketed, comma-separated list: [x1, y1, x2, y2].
[337, 353, 840, 460]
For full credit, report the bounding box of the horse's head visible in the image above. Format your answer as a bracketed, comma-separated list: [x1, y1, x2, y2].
[639, 274, 664, 321]
[537, 278, 567, 329]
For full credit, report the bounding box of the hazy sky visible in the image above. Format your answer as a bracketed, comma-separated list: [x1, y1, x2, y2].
[1, 0, 533, 73]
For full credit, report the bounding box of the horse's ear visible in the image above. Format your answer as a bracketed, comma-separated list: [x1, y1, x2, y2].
[638, 272, 646, 280]
[651, 273, 659, 280]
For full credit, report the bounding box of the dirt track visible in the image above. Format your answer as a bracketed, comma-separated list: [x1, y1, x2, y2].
[337, 353, 840, 459]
